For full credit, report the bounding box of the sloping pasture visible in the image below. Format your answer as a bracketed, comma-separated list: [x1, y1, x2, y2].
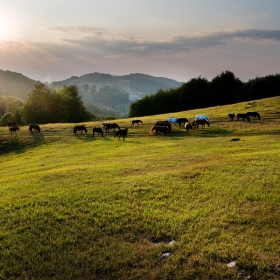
[0, 97, 280, 279]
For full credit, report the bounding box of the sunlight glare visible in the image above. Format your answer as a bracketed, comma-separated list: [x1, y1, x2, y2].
[0, 19, 6, 38]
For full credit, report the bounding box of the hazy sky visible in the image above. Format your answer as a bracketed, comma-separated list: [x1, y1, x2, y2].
[1, 0, 280, 83]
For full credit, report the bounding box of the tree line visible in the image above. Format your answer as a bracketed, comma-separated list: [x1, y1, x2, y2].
[128, 71, 280, 117]
[0, 82, 91, 126]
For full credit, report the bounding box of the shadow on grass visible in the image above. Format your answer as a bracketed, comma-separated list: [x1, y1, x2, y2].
[80, 135, 115, 142]
[103, 137, 114, 142]
[0, 136, 26, 155]
[193, 128, 232, 137]
[30, 132, 45, 141]
[72, 134, 95, 142]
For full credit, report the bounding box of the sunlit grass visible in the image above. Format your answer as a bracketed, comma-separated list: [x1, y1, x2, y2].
[0, 96, 280, 279]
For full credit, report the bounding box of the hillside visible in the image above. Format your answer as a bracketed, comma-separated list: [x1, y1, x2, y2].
[0, 70, 182, 100]
[0, 96, 280, 279]
[0, 70, 37, 100]
[52, 72, 182, 97]
[0, 71, 182, 115]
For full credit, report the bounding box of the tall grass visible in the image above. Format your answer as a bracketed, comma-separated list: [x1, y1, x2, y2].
[0, 97, 280, 279]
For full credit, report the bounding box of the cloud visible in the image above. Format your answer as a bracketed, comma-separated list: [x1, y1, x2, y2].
[1, 28, 280, 82]
[41, 25, 105, 37]
[2, 28, 279, 57]
[55, 28, 280, 56]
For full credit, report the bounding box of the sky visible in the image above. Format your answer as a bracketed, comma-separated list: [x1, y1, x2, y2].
[1, 0, 280, 83]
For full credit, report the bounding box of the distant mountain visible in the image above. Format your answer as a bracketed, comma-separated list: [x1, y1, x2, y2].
[0, 70, 37, 100]
[52, 73, 182, 97]
[0, 70, 182, 116]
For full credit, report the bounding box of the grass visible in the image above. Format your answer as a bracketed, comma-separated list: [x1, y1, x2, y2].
[0, 96, 280, 279]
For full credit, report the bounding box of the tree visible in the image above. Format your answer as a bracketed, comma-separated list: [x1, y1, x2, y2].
[150, 88, 180, 114]
[22, 83, 91, 124]
[57, 85, 91, 122]
[129, 95, 153, 117]
[22, 82, 54, 124]
[179, 77, 209, 110]
[210, 71, 245, 105]
[246, 74, 280, 100]
[0, 96, 24, 118]
[0, 98, 7, 117]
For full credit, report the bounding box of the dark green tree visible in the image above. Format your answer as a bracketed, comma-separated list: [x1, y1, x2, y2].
[57, 85, 91, 122]
[22, 83, 91, 124]
[14, 107, 24, 125]
[129, 95, 153, 117]
[246, 74, 280, 100]
[151, 88, 180, 114]
[22, 82, 54, 124]
[179, 77, 209, 110]
[209, 71, 245, 105]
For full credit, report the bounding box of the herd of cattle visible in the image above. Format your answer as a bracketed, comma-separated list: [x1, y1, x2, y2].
[6, 111, 260, 140]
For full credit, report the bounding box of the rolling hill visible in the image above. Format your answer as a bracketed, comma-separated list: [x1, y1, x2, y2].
[0, 70, 37, 100]
[0, 71, 182, 115]
[52, 73, 182, 97]
[0, 96, 279, 279]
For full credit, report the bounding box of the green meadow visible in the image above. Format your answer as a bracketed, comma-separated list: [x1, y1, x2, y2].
[0, 97, 280, 279]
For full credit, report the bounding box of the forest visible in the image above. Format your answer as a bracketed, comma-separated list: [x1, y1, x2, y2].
[129, 71, 280, 117]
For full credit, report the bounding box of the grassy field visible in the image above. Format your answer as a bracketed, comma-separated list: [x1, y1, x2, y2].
[0, 97, 280, 279]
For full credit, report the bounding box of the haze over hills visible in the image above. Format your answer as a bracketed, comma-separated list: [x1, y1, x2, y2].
[0, 70, 37, 100]
[0, 70, 182, 101]
[52, 72, 183, 98]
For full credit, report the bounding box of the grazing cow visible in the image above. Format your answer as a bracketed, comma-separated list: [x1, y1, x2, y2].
[9, 127, 19, 135]
[228, 112, 235, 121]
[92, 127, 103, 137]
[114, 128, 128, 141]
